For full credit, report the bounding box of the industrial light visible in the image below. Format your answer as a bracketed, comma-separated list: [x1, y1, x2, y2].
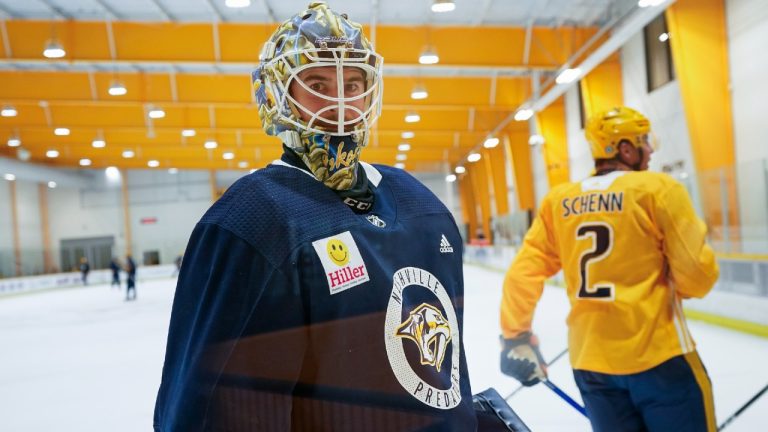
[394, 162, 406, 169]
[7, 137, 21, 147]
[223, 152, 235, 160]
[122, 150, 135, 158]
[108, 80, 127, 96]
[431, 0, 456, 13]
[250, 168, 258, 174]
[79, 158, 92, 167]
[238, 161, 249, 168]
[43, 39, 66, 58]
[467, 152, 482, 163]
[638, 0, 665, 7]
[418, 47, 439, 65]
[454, 165, 466, 174]
[410, 84, 428, 100]
[483, 137, 500, 148]
[168, 168, 178, 174]
[225, 0, 251, 7]
[148, 107, 166, 119]
[658, 32, 669, 42]
[54, 127, 70, 136]
[46, 149, 60, 158]
[92, 139, 106, 148]
[405, 112, 421, 123]
[556, 67, 582, 84]
[528, 134, 545, 146]
[48, 181, 57, 188]
[181, 129, 196, 137]
[401, 131, 415, 139]
[4, 173, 15, 181]
[148, 160, 160, 168]
[1, 105, 17, 117]
[398, 143, 411, 152]
[204, 139, 218, 149]
[445, 174, 457, 182]
[105, 166, 121, 182]
[514, 108, 534, 122]
[396, 153, 407, 161]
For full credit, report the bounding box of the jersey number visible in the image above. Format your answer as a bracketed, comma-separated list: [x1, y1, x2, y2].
[575, 223, 615, 300]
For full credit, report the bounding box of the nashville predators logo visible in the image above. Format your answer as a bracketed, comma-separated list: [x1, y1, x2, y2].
[395, 303, 452, 372]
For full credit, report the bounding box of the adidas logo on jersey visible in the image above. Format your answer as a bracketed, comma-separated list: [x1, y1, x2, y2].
[439, 234, 454, 253]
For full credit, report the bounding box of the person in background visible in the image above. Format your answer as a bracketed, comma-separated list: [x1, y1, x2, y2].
[79, 257, 90, 286]
[499, 106, 719, 432]
[125, 254, 137, 301]
[171, 253, 182, 277]
[110, 257, 121, 289]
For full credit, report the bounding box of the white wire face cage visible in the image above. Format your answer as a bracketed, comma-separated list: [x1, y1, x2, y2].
[263, 47, 384, 136]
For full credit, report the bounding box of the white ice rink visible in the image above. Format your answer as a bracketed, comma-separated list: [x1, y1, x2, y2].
[1, 264, 767, 431]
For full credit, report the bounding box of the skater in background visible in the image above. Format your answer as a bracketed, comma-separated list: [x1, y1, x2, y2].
[79, 257, 90, 286]
[171, 253, 182, 277]
[499, 107, 719, 432]
[125, 254, 137, 301]
[109, 257, 121, 289]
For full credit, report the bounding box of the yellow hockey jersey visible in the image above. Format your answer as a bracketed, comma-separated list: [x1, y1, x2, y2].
[501, 170, 719, 374]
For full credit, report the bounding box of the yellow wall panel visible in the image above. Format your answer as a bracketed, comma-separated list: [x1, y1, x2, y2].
[114, 22, 214, 61]
[580, 56, 624, 118]
[494, 78, 529, 107]
[176, 75, 252, 103]
[218, 23, 269, 62]
[50, 105, 146, 127]
[487, 144, 510, 216]
[468, 159, 492, 240]
[458, 176, 477, 241]
[537, 98, 569, 187]
[505, 129, 535, 211]
[0, 71, 92, 100]
[382, 77, 493, 106]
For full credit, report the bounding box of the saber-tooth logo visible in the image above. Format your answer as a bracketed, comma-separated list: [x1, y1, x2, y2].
[396, 303, 452, 372]
[385, 267, 462, 410]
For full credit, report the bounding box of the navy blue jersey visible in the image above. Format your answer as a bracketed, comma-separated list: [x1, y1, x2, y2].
[154, 160, 476, 431]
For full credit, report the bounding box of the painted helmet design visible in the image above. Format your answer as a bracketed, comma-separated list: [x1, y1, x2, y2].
[252, 1, 384, 149]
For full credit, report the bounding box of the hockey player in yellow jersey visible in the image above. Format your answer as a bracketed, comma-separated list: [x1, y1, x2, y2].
[500, 106, 719, 432]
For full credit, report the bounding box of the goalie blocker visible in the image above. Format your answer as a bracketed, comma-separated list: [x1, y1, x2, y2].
[474, 388, 531, 432]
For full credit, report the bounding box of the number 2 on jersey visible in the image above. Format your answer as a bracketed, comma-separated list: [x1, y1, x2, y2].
[575, 222, 615, 300]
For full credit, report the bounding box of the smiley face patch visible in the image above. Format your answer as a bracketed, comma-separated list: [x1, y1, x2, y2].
[312, 231, 370, 295]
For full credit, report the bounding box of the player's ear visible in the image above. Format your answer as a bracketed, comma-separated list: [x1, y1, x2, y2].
[617, 139, 637, 160]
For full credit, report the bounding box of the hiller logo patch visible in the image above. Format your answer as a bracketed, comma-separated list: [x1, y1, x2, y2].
[312, 231, 370, 295]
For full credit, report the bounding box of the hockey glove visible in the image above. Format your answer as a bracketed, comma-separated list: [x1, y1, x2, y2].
[500, 332, 547, 386]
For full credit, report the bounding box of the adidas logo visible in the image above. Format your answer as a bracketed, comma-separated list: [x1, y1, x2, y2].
[439, 234, 454, 253]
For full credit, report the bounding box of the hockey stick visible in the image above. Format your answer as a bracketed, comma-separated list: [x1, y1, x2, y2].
[717, 382, 768, 431]
[504, 348, 569, 401]
[542, 379, 588, 418]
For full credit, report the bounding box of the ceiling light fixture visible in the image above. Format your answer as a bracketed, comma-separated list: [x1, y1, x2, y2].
[483, 137, 500, 148]
[238, 161, 249, 169]
[467, 152, 482, 163]
[528, 134, 545, 146]
[418, 46, 439, 65]
[223, 152, 235, 160]
[204, 139, 218, 149]
[182, 129, 196, 137]
[514, 108, 534, 122]
[398, 143, 411, 152]
[401, 131, 415, 139]
[148, 107, 166, 119]
[556, 67, 582, 84]
[43, 39, 66, 59]
[108, 80, 127, 96]
[92, 138, 106, 148]
[7, 137, 21, 147]
[79, 158, 92, 167]
[225, 0, 251, 7]
[168, 168, 179, 174]
[4, 173, 15, 181]
[46, 149, 60, 158]
[148, 160, 160, 168]
[54, 127, 70, 136]
[454, 165, 466, 174]
[48, 181, 57, 188]
[410, 84, 428, 100]
[1, 105, 17, 117]
[431, 0, 456, 13]
[405, 112, 421, 123]
[445, 174, 457, 182]
[394, 163, 406, 169]
[396, 153, 407, 161]
[122, 150, 135, 158]
[658, 32, 669, 42]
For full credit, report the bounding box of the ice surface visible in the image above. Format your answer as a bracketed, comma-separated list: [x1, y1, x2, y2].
[0, 264, 766, 431]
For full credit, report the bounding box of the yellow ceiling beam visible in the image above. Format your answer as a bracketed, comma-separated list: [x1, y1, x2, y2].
[1, 21, 597, 68]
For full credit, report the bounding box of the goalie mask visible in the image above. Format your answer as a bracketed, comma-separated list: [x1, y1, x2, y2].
[252, 1, 384, 190]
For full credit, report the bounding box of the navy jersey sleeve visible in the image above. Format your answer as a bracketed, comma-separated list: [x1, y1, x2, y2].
[154, 223, 307, 431]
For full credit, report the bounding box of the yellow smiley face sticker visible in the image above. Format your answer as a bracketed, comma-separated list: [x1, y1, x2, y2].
[327, 239, 350, 266]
